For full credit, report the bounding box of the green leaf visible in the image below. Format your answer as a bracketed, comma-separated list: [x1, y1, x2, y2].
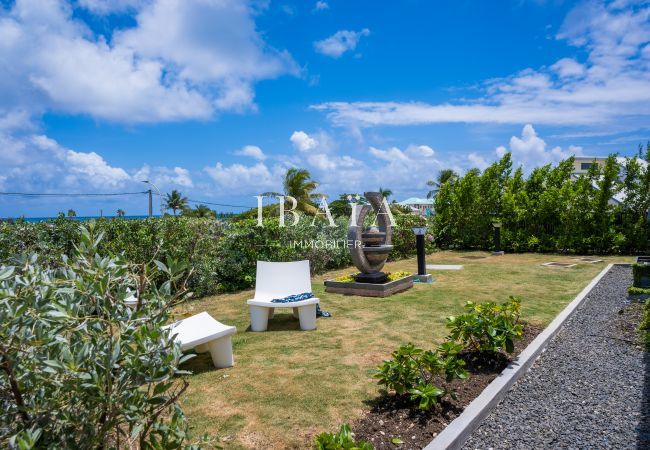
[391, 437, 404, 445]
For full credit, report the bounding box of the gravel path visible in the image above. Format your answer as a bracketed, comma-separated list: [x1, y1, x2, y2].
[463, 265, 650, 449]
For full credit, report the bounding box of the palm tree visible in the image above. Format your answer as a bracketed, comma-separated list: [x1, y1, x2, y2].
[192, 205, 216, 219]
[378, 187, 393, 200]
[116, 209, 125, 218]
[67, 209, 77, 218]
[264, 168, 324, 215]
[165, 190, 188, 216]
[427, 169, 458, 199]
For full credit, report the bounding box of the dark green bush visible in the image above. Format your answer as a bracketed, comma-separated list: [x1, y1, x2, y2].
[632, 263, 650, 288]
[0, 213, 432, 297]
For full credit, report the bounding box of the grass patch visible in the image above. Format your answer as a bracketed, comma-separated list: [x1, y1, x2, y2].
[175, 251, 630, 448]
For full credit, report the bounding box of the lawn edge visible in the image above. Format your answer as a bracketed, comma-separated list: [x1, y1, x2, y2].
[423, 263, 618, 450]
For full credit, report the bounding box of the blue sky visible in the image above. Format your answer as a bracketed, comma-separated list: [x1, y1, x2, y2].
[0, 0, 649, 217]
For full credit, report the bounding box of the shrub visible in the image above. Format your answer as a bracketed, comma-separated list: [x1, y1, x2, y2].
[0, 213, 433, 297]
[374, 341, 467, 410]
[632, 263, 650, 288]
[314, 424, 373, 450]
[446, 297, 523, 353]
[0, 224, 211, 448]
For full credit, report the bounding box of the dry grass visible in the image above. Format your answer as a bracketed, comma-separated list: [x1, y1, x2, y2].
[175, 251, 631, 449]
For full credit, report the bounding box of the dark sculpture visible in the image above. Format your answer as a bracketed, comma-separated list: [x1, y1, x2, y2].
[348, 192, 394, 283]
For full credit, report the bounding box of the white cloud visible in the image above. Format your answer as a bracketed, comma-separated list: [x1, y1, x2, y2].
[314, 1, 328, 11]
[314, 28, 370, 58]
[550, 58, 586, 78]
[290, 131, 318, 151]
[496, 124, 583, 170]
[235, 145, 267, 160]
[0, 0, 297, 123]
[467, 152, 490, 171]
[407, 144, 435, 157]
[0, 132, 130, 191]
[78, 0, 148, 14]
[204, 162, 282, 191]
[132, 164, 193, 188]
[307, 153, 359, 171]
[312, 1, 650, 129]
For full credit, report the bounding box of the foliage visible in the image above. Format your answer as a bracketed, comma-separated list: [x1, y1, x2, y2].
[374, 341, 468, 410]
[640, 297, 650, 346]
[632, 263, 650, 288]
[628, 286, 650, 296]
[434, 147, 650, 254]
[313, 424, 373, 450]
[387, 271, 411, 281]
[166, 190, 189, 216]
[263, 168, 325, 216]
[0, 224, 212, 448]
[0, 210, 433, 297]
[333, 271, 411, 283]
[446, 297, 523, 353]
[181, 205, 217, 219]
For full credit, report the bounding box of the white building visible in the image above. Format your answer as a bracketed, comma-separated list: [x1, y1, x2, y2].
[397, 197, 434, 216]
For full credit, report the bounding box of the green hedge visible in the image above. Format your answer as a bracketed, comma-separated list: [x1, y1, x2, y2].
[633, 263, 650, 288]
[0, 214, 431, 296]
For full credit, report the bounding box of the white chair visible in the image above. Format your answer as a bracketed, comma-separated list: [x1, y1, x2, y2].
[246, 260, 320, 332]
[165, 312, 237, 368]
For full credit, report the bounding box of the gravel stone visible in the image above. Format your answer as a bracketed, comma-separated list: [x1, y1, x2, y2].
[463, 265, 650, 449]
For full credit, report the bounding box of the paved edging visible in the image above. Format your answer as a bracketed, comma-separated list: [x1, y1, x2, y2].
[423, 263, 615, 450]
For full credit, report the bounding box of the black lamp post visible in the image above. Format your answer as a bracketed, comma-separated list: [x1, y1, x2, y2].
[412, 227, 433, 283]
[492, 221, 504, 256]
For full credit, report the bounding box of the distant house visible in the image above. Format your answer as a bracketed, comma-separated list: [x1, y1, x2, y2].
[571, 156, 647, 206]
[397, 197, 434, 216]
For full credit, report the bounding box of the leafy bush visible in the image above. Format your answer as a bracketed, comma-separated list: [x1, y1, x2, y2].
[632, 263, 650, 288]
[374, 341, 467, 410]
[0, 212, 433, 297]
[0, 224, 211, 448]
[434, 149, 650, 254]
[446, 297, 523, 353]
[628, 286, 650, 296]
[314, 424, 373, 450]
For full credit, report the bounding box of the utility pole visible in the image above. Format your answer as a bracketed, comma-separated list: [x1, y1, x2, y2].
[148, 189, 153, 217]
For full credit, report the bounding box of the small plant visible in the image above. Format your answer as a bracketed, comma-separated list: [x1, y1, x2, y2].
[628, 286, 650, 296]
[374, 341, 468, 410]
[446, 297, 523, 353]
[314, 424, 373, 450]
[386, 271, 411, 281]
[334, 273, 359, 282]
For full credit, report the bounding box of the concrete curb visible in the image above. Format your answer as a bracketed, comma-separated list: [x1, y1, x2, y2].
[423, 263, 616, 450]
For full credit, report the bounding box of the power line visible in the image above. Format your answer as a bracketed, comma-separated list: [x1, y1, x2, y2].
[186, 198, 253, 209]
[0, 191, 148, 197]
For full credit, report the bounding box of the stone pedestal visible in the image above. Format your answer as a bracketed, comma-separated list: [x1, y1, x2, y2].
[413, 274, 433, 283]
[491, 251, 505, 256]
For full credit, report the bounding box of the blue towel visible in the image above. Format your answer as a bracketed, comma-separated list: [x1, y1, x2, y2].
[270, 292, 331, 317]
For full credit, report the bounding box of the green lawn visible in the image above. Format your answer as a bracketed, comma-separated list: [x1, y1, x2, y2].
[174, 251, 631, 449]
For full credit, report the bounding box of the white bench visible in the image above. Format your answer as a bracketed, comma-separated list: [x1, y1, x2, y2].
[165, 312, 237, 368]
[247, 260, 320, 332]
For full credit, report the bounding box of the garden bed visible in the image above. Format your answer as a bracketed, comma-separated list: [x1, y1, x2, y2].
[353, 323, 543, 449]
[463, 265, 649, 449]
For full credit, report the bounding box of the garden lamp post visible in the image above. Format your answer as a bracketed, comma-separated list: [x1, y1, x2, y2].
[492, 221, 504, 256]
[412, 227, 433, 283]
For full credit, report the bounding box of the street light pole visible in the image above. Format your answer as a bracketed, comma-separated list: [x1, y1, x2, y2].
[141, 180, 163, 217]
